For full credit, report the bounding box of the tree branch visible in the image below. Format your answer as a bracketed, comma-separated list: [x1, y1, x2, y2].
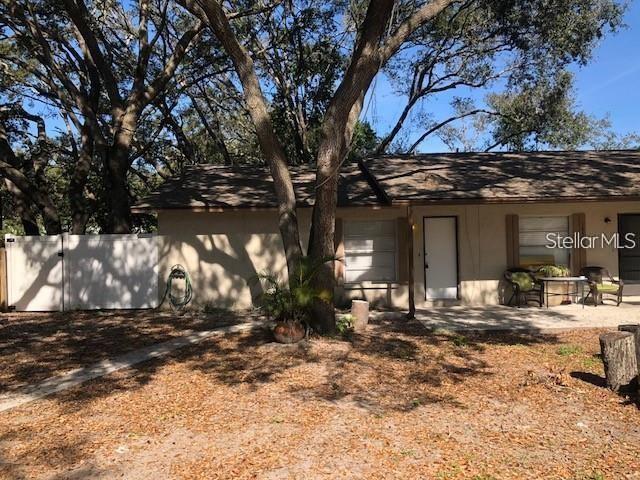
[408, 108, 497, 152]
[62, 0, 123, 107]
[177, 0, 303, 272]
[143, 21, 204, 104]
[379, 0, 456, 64]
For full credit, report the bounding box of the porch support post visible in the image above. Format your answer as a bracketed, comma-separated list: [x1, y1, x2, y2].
[406, 204, 416, 319]
[570, 213, 587, 275]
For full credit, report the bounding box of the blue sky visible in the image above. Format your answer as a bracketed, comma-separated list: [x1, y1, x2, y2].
[21, 1, 640, 155]
[364, 1, 640, 153]
[573, 1, 640, 135]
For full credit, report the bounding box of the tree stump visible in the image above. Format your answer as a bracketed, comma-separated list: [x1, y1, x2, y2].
[351, 300, 369, 333]
[599, 331, 638, 392]
[618, 324, 640, 372]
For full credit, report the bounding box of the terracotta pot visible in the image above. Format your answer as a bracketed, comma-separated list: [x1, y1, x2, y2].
[273, 321, 305, 344]
[545, 281, 570, 306]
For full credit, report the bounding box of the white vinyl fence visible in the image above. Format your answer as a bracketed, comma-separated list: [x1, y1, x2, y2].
[5, 233, 159, 311]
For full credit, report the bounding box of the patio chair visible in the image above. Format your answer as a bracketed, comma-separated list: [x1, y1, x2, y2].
[579, 266, 624, 306]
[504, 268, 544, 307]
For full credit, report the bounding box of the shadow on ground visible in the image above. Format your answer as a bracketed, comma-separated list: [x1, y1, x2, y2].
[571, 365, 640, 408]
[0, 310, 565, 406]
[167, 314, 564, 413]
[0, 309, 249, 396]
[2, 309, 618, 480]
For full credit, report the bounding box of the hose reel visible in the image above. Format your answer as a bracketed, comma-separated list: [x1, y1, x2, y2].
[161, 264, 193, 311]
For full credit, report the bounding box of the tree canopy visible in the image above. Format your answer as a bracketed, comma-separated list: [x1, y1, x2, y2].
[0, 0, 633, 236]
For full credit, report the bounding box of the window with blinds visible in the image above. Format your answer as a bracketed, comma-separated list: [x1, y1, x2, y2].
[343, 220, 396, 283]
[519, 216, 569, 267]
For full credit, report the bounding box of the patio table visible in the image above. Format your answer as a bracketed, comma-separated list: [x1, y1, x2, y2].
[538, 276, 588, 309]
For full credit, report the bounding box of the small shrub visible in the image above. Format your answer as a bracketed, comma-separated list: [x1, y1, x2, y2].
[399, 448, 417, 457]
[336, 314, 353, 335]
[575, 472, 605, 480]
[436, 465, 462, 479]
[583, 354, 603, 370]
[557, 344, 583, 356]
[251, 255, 334, 324]
[202, 302, 219, 314]
[452, 334, 469, 347]
[536, 264, 570, 278]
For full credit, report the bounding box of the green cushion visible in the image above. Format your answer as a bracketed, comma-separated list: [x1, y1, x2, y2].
[512, 272, 534, 292]
[598, 282, 619, 293]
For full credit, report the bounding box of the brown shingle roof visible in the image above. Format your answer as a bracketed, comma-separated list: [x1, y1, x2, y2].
[363, 150, 640, 204]
[134, 163, 385, 211]
[135, 150, 640, 211]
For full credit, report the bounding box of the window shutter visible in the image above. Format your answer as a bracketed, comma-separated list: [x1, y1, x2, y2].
[506, 214, 519, 268]
[334, 217, 345, 284]
[343, 220, 396, 283]
[570, 213, 587, 274]
[397, 217, 409, 282]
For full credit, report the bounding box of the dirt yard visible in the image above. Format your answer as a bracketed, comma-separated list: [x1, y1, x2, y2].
[0, 310, 248, 395]
[1, 313, 639, 479]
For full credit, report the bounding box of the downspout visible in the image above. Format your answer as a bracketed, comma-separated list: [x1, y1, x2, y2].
[407, 203, 416, 319]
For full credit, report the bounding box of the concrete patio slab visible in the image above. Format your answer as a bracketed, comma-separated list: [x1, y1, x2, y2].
[371, 296, 640, 333]
[409, 297, 640, 332]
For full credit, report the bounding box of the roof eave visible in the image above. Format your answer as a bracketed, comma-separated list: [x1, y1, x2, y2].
[389, 195, 640, 206]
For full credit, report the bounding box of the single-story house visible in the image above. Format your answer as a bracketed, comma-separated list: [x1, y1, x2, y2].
[134, 149, 640, 310]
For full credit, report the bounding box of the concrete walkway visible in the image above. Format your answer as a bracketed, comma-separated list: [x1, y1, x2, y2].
[0, 321, 263, 413]
[412, 298, 640, 332]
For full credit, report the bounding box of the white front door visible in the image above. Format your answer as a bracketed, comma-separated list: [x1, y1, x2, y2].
[424, 217, 458, 300]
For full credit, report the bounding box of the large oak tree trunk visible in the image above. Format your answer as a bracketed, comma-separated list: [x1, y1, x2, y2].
[21, 213, 40, 236]
[103, 109, 140, 234]
[69, 124, 94, 234]
[308, 148, 340, 333]
[306, 0, 451, 332]
[307, 0, 397, 332]
[104, 145, 132, 234]
[0, 171, 61, 236]
[308, 95, 368, 333]
[190, 0, 452, 334]
[1, 174, 61, 235]
[1, 123, 62, 235]
[4, 180, 39, 235]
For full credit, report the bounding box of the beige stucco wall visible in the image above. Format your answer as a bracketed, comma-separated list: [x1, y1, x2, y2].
[411, 201, 640, 307]
[157, 209, 308, 309]
[157, 200, 640, 310]
[157, 207, 408, 310]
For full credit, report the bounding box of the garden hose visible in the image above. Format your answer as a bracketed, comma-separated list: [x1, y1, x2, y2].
[161, 264, 193, 311]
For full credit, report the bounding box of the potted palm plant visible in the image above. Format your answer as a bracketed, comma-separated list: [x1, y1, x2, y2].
[253, 256, 334, 343]
[535, 264, 571, 306]
[535, 265, 570, 278]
